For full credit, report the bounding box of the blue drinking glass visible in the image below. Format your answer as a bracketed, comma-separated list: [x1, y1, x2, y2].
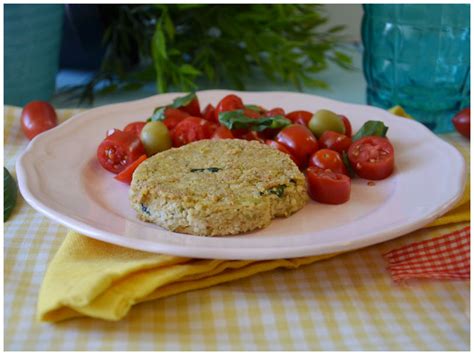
[362, 4, 470, 133]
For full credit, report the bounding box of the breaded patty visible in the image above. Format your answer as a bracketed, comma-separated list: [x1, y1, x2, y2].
[130, 139, 308, 236]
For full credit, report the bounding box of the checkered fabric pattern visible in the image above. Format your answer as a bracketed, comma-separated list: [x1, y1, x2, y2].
[4, 106, 470, 350]
[384, 226, 470, 282]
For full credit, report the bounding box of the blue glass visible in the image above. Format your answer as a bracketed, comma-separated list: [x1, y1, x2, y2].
[4, 5, 64, 106]
[362, 4, 470, 133]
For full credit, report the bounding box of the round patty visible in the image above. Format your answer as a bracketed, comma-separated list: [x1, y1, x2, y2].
[130, 139, 308, 236]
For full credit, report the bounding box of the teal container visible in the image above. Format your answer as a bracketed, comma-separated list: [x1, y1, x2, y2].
[362, 4, 470, 132]
[4, 5, 64, 106]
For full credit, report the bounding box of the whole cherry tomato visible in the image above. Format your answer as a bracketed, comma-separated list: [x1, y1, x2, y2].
[97, 130, 146, 174]
[318, 131, 352, 153]
[214, 94, 245, 122]
[452, 107, 470, 139]
[211, 126, 234, 139]
[20, 101, 58, 140]
[306, 166, 351, 204]
[171, 116, 216, 147]
[285, 110, 313, 126]
[275, 124, 318, 168]
[180, 97, 201, 117]
[265, 139, 299, 166]
[124, 121, 146, 138]
[309, 149, 347, 175]
[348, 136, 395, 180]
[340, 115, 352, 137]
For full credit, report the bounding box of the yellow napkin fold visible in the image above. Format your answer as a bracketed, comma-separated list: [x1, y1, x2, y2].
[37, 107, 470, 322]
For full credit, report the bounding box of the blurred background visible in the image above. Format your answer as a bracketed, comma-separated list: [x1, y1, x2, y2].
[4, 4, 470, 132]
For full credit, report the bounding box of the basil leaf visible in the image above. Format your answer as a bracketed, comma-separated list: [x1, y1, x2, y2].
[342, 151, 355, 178]
[4, 167, 17, 222]
[352, 120, 389, 142]
[170, 92, 196, 108]
[244, 104, 262, 113]
[219, 110, 291, 132]
[148, 106, 167, 122]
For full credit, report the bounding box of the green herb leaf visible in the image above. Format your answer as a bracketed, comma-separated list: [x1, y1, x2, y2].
[170, 92, 197, 108]
[352, 121, 389, 142]
[219, 110, 291, 132]
[4, 167, 17, 222]
[190, 167, 221, 173]
[342, 151, 356, 178]
[260, 184, 287, 198]
[244, 105, 262, 113]
[148, 106, 167, 122]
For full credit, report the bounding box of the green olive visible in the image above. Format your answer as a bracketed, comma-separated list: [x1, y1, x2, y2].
[308, 109, 345, 138]
[140, 121, 172, 156]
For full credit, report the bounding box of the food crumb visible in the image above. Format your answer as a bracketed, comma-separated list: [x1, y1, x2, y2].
[367, 181, 376, 186]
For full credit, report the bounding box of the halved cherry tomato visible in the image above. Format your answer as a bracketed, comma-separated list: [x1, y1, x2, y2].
[306, 166, 351, 204]
[214, 94, 245, 122]
[239, 130, 265, 143]
[348, 136, 394, 180]
[275, 124, 318, 168]
[202, 104, 216, 122]
[124, 121, 146, 138]
[340, 115, 352, 137]
[319, 131, 352, 153]
[309, 149, 347, 175]
[165, 107, 190, 120]
[97, 130, 146, 174]
[265, 139, 299, 165]
[452, 107, 470, 139]
[265, 107, 285, 116]
[114, 154, 147, 184]
[212, 126, 234, 139]
[20, 101, 58, 140]
[285, 110, 313, 126]
[172, 116, 215, 147]
[180, 97, 201, 117]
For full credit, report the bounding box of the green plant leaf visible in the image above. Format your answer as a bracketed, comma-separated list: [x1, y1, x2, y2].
[148, 106, 167, 122]
[341, 152, 356, 178]
[4, 167, 17, 222]
[178, 64, 202, 76]
[218, 110, 291, 132]
[352, 121, 389, 142]
[170, 92, 196, 108]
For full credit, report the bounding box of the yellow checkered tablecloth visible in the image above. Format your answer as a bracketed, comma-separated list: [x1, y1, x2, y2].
[4, 106, 470, 350]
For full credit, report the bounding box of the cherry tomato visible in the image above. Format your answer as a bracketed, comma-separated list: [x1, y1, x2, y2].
[114, 154, 147, 184]
[275, 124, 318, 168]
[340, 115, 352, 137]
[286, 110, 313, 126]
[214, 94, 245, 122]
[265, 107, 285, 116]
[123, 121, 146, 138]
[212, 126, 234, 139]
[239, 130, 265, 143]
[180, 97, 201, 117]
[172, 116, 215, 147]
[306, 166, 351, 204]
[97, 130, 146, 174]
[20, 101, 58, 140]
[309, 149, 347, 175]
[162, 108, 190, 131]
[348, 136, 395, 180]
[243, 108, 261, 119]
[265, 139, 299, 165]
[319, 131, 352, 153]
[202, 104, 216, 122]
[452, 107, 470, 139]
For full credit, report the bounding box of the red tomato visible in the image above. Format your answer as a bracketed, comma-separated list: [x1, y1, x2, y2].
[20, 101, 58, 140]
[340, 115, 352, 137]
[123, 121, 146, 138]
[214, 94, 245, 121]
[165, 107, 189, 120]
[309, 149, 347, 175]
[275, 124, 318, 168]
[319, 131, 352, 153]
[286, 110, 313, 126]
[202, 104, 216, 122]
[265, 139, 299, 165]
[348, 136, 395, 180]
[265, 107, 285, 116]
[180, 97, 201, 117]
[97, 130, 146, 174]
[306, 166, 351, 204]
[212, 126, 234, 139]
[239, 130, 265, 143]
[172, 116, 215, 147]
[243, 108, 261, 119]
[114, 154, 147, 184]
[452, 107, 470, 139]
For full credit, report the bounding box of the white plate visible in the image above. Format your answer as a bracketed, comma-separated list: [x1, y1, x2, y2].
[16, 90, 466, 260]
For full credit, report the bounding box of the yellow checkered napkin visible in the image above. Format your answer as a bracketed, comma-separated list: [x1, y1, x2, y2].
[36, 108, 470, 323]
